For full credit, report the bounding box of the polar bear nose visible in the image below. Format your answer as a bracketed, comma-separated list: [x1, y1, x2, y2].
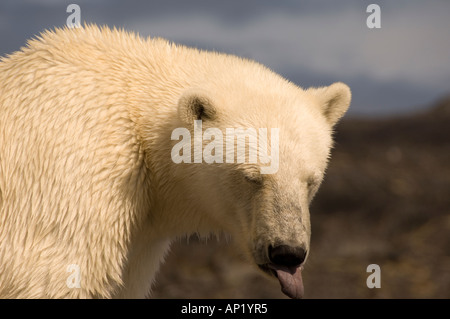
[269, 245, 307, 267]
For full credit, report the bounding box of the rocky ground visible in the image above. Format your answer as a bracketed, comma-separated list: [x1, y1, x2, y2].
[152, 96, 450, 299]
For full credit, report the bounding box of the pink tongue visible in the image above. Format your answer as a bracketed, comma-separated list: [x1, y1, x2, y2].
[268, 264, 304, 299]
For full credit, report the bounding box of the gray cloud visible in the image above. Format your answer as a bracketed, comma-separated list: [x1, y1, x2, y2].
[1, 0, 449, 116]
[127, 2, 450, 90]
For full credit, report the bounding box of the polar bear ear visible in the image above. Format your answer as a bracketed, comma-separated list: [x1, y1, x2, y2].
[177, 89, 217, 124]
[309, 82, 351, 126]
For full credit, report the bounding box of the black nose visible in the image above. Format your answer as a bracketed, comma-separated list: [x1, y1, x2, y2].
[269, 245, 307, 267]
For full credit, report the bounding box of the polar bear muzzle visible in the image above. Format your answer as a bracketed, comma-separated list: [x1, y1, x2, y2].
[257, 244, 307, 299]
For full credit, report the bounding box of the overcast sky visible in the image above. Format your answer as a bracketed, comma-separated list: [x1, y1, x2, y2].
[1, 0, 449, 117]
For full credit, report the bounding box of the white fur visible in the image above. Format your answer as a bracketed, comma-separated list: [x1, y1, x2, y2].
[0, 25, 350, 298]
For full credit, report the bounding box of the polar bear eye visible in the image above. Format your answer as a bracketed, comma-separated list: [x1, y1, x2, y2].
[306, 176, 322, 200]
[306, 179, 316, 189]
[244, 172, 263, 186]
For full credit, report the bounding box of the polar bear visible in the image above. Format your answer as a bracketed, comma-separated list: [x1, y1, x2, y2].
[0, 25, 350, 298]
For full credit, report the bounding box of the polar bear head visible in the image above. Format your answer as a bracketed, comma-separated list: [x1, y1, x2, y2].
[167, 78, 350, 298]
